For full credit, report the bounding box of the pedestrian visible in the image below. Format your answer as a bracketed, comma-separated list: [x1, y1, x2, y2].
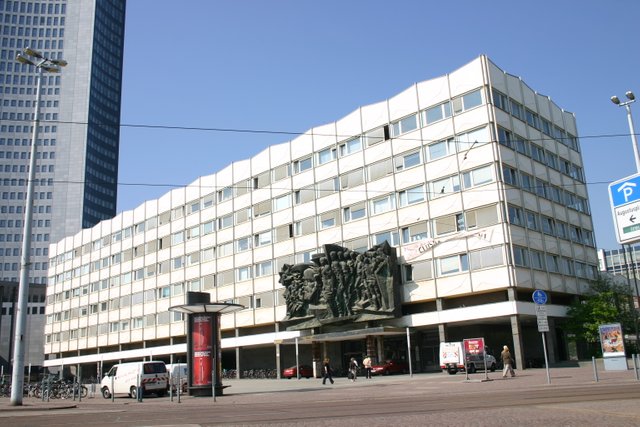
[363, 355, 372, 379]
[322, 357, 334, 385]
[348, 357, 358, 381]
[501, 345, 515, 378]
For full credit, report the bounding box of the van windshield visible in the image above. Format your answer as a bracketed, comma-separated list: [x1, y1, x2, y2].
[143, 362, 167, 374]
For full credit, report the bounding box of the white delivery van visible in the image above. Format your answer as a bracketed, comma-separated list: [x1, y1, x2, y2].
[166, 363, 188, 393]
[101, 361, 168, 399]
[440, 342, 465, 374]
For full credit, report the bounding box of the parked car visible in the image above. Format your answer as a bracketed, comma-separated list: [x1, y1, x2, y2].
[465, 352, 497, 373]
[371, 360, 409, 375]
[282, 365, 314, 379]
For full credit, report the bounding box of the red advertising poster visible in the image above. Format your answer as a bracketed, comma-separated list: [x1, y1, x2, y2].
[463, 337, 484, 356]
[192, 315, 212, 386]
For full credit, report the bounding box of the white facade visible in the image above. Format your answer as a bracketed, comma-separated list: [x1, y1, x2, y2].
[43, 56, 597, 373]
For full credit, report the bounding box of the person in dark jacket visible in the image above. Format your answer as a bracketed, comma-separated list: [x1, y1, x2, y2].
[322, 358, 334, 385]
[501, 345, 516, 378]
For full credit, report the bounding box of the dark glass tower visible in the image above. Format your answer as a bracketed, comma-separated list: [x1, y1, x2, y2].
[0, 0, 126, 286]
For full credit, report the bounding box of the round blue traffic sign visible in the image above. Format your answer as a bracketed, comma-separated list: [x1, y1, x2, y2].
[532, 290, 548, 305]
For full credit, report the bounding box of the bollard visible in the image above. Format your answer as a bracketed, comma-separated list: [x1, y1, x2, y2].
[169, 371, 173, 402]
[634, 354, 639, 381]
[592, 356, 599, 382]
[137, 374, 143, 403]
[111, 375, 115, 403]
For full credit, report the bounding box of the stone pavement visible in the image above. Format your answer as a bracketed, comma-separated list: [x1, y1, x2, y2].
[1, 362, 638, 412]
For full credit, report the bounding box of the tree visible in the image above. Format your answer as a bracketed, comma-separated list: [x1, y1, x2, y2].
[565, 275, 638, 356]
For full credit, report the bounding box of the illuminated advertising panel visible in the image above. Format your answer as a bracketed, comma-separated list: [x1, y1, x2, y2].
[192, 314, 213, 386]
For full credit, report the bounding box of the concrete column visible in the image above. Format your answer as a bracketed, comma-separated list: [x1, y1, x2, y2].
[510, 315, 525, 370]
[436, 298, 446, 342]
[235, 328, 240, 379]
[376, 337, 384, 363]
[366, 335, 376, 358]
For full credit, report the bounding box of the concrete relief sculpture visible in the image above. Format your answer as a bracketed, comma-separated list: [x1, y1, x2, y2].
[279, 242, 399, 329]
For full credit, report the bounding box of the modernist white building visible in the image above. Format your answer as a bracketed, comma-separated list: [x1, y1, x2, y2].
[44, 56, 598, 378]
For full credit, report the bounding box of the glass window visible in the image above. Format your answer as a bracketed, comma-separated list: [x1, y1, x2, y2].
[236, 266, 252, 281]
[462, 89, 482, 110]
[317, 147, 336, 164]
[394, 150, 421, 171]
[373, 230, 400, 246]
[401, 223, 428, 243]
[439, 254, 469, 275]
[236, 237, 252, 252]
[371, 194, 395, 215]
[427, 138, 454, 161]
[293, 156, 312, 174]
[339, 137, 362, 156]
[424, 102, 452, 124]
[274, 193, 291, 211]
[431, 175, 460, 198]
[462, 165, 493, 188]
[398, 185, 425, 207]
[343, 203, 366, 222]
[391, 114, 418, 136]
[254, 230, 272, 247]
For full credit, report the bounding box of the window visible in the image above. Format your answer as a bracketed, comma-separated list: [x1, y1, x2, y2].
[294, 186, 315, 205]
[510, 99, 524, 121]
[218, 213, 233, 229]
[254, 230, 272, 247]
[469, 246, 504, 270]
[367, 158, 393, 181]
[461, 89, 482, 110]
[427, 138, 455, 161]
[343, 203, 366, 222]
[513, 246, 529, 267]
[273, 164, 290, 181]
[171, 231, 184, 245]
[371, 194, 395, 215]
[274, 193, 291, 211]
[253, 171, 271, 189]
[391, 114, 418, 137]
[546, 254, 560, 273]
[340, 168, 364, 189]
[218, 186, 233, 202]
[255, 260, 273, 277]
[401, 223, 428, 243]
[525, 210, 539, 231]
[364, 126, 386, 146]
[457, 126, 489, 152]
[530, 250, 545, 270]
[317, 147, 336, 164]
[431, 175, 460, 198]
[492, 89, 508, 111]
[236, 236, 252, 252]
[423, 101, 452, 124]
[439, 253, 469, 275]
[236, 266, 252, 281]
[218, 241, 233, 257]
[398, 185, 425, 207]
[394, 150, 421, 171]
[502, 166, 518, 186]
[339, 137, 362, 156]
[316, 177, 339, 197]
[253, 200, 271, 217]
[541, 216, 555, 235]
[293, 156, 312, 174]
[462, 165, 493, 188]
[373, 230, 400, 246]
[508, 205, 523, 226]
[319, 210, 340, 229]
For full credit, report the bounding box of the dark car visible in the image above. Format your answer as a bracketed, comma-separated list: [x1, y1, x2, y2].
[282, 365, 314, 379]
[371, 360, 409, 375]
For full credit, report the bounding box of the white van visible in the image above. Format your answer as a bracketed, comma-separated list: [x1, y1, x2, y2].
[166, 363, 188, 393]
[101, 361, 168, 399]
[439, 342, 497, 374]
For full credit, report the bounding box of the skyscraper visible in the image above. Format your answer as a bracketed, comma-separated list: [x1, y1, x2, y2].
[0, 0, 126, 287]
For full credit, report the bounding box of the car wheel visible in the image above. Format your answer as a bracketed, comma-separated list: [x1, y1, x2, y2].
[130, 386, 138, 399]
[101, 387, 111, 399]
[490, 363, 496, 372]
[157, 390, 166, 397]
[447, 369, 457, 375]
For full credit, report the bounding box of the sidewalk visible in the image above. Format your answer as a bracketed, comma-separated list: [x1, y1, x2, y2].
[2, 363, 638, 412]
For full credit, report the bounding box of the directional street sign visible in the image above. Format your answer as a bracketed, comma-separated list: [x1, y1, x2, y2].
[609, 173, 640, 244]
[535, 305, 549, 332]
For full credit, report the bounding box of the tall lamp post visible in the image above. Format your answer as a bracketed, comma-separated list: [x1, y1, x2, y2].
[611, 91, 640, 345]
[10, 48, 67, 406]
[611, 91, 638, 172]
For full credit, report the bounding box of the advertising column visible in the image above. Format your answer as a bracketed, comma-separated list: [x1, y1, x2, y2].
[599, 323, 627, 371]
[192, 314, 213, 387]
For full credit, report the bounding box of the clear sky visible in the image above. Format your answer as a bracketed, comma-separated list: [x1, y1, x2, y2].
[117, 0, 640, 251]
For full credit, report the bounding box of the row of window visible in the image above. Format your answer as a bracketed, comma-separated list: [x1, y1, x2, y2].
[502, 165, 589, 214]
[507, 204, 594, 246]
[512, 245, 597, 279]
[492, 89, 579, 151]
[498, 127, 583, 182]
[2, 1, 67, 15]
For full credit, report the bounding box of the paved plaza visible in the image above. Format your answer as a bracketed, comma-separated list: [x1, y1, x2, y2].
[1, 364, 640, 426]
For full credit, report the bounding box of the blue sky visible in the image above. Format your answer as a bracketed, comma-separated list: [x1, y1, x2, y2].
[118, 0, 640, 251]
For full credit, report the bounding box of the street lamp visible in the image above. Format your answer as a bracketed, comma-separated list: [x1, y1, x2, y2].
[10, 47, 67, 406]
[611, 91, 639, 172]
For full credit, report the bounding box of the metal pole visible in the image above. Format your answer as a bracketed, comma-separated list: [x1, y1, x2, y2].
[592, 356, 599, 382]
[295, 337, 300, 380]
[633, 354, 639, 381]
[624, 103, 640, 172]
[10, 67, 42, 406]
[541, 332, 551, 384]
[406, 327, 413, 377]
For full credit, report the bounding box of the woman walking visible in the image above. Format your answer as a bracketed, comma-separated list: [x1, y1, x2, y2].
[501, 345, 516, 378]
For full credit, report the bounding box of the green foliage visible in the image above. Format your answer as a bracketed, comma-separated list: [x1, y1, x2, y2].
[565, 276, 638, 356]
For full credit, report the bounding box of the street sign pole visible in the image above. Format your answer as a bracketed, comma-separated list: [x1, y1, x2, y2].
[533, 290, 551, 384]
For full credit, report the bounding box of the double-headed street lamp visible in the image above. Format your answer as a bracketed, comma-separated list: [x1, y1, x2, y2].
[611, 91, 638, 172]
[10, 47, 67, 406]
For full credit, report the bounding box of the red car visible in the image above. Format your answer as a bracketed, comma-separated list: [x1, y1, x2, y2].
[371, 360, 409, 375]
[282, 365, 314, 379]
